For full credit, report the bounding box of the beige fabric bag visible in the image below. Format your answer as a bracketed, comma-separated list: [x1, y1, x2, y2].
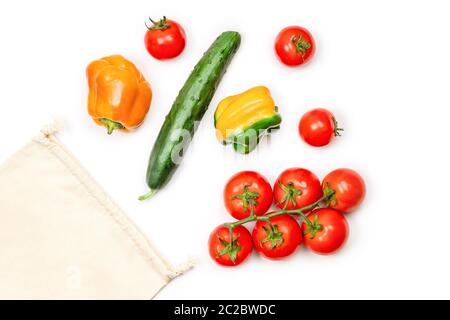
[0, 123, 193, 299]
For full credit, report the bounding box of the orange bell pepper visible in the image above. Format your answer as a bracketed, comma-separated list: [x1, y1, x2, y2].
[87, 55, 152, 134]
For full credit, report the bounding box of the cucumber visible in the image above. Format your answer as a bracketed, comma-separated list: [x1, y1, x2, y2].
[139, 31, 241, 200]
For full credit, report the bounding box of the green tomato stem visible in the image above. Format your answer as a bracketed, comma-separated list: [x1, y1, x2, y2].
[227, 192, 332, 230]
[146, 16, 171, 31]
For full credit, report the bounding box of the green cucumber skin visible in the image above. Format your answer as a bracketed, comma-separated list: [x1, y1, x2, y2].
[145, 31, 241, 191]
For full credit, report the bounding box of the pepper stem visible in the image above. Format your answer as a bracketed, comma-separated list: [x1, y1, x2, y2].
[99, 118, 125, 135]
[139, 189, 158, 201]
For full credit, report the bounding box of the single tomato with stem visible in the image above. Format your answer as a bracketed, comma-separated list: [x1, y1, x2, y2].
[322, 168, 366, 213]
[252, 215, 303, 260]
[224, 171, 273, 220]
[273, 168, 323, 211]
[144, 16, 186, 60]
[302, 208, 349, 255]
[275, 26, 315, 67]
[299, 108, 343, 147]
[208, 224, 253, 267]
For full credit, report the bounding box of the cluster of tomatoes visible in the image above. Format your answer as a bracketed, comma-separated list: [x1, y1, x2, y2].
[209, 168, 366, 266]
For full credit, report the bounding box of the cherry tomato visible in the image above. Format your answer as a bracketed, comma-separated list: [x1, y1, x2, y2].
[252, 215, 302, 260]
[144, 16, 186, 60]
[273, 168, 322, 211]
[322, 168, 366, 213]
[302, 208, 349, 255]
[224, 171, 273, 220]
[299, 108, 343, 147]
[209, 224, 253, 267]
[275, 26, 315, 67]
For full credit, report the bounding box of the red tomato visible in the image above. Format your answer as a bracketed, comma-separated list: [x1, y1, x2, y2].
[273, 168, 322, 210]
[322, 168, 366, 213]
[209, 225, 253, 267]
[224, 171, 273, 220]
[144, 16, 186, 60]
[302, 208, 349, 255]
[252, 215, 302, 260]
[275, 26, 315, 67]
[299, 108, 343, 147]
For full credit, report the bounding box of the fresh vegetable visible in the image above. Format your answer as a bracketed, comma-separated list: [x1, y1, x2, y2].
[273, 168, 322, 210]
[322, 168, 366, 213]
[140, 31, 241, 200]
[275, 26, 315, 67]
[209, 224, 253, 267]
[214, 86, 282, 154]
[302, 208, 349, 255]
[299, 108, 343, 147]
[224, 171, 273, 220]
[87, 55, 152, 135]
[211, 178, 333, 265]
[210, 167, 365, 266]
[144, 16, 186, 60]
[252, 215, 302, 260]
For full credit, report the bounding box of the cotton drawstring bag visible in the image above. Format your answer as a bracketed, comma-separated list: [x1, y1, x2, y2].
[0, 123, 193, 299]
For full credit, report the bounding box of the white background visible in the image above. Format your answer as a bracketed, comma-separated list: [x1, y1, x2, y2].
[1, 0, 449, 299]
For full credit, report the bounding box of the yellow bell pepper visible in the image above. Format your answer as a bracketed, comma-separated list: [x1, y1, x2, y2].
[87, 55, 152, 135]
[214, 86, 281, 154]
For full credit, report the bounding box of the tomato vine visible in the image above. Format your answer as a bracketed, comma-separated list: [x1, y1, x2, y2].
[222, 183, 336, 256]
